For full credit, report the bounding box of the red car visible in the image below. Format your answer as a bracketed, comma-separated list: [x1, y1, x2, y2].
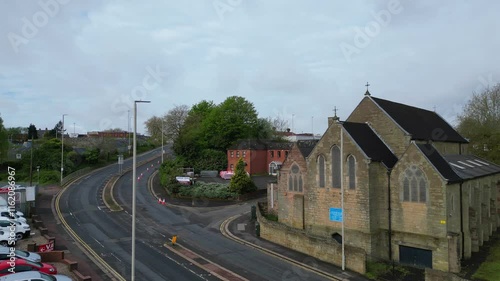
[0, 258, 57, 276]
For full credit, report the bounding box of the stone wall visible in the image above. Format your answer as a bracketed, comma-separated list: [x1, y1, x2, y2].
[257, 203, 366, 274]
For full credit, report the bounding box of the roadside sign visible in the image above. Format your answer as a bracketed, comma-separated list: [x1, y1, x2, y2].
[329, 208, 343, 222]
[38, 241, 54, 252]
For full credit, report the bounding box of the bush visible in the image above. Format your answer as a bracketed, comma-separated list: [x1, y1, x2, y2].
[38, 170, 60, 184]
[229, 158, 256, 194]
[178, 182, 238, 199]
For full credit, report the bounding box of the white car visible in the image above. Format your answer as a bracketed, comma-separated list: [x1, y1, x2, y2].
[0, 212, 27, 224]
[0, 208, 24, 218]
[0, 271, 72, 281]
[0, 231, 16, 247]
[0, 246, 41, 263]
[0, 220, 30, 240]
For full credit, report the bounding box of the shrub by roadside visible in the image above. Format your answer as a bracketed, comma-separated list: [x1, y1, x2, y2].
[177, 182, 238, 199]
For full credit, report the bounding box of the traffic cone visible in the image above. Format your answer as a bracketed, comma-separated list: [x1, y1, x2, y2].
[162, 198, 166, 205]
[158, 198, 161, 204]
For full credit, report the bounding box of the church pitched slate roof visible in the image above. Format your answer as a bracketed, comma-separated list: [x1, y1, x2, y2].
[342, 122, 398, 169]
[371, 97, 468, 143]
[297, 140, 319, 158]
[416, 143, 463, 183]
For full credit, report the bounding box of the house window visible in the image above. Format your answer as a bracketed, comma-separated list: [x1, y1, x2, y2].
[230, 164, 234, 170]
[451, 195, 455, 211]
[269, 162, 279, 175]
[331, 146, 340, 188]
[230, 151, 234, 158]
[401, 165, 428, 203]
[242, 151, 246, 158]
[317, 155, 325, 187]
[270, 151, 274, 158]
[278, 151, 281, 158]
[236, 151, 240, 158]
[347, 155, 356, 189]
[285, 151, 289, 157]
[288, 164, 303, 192]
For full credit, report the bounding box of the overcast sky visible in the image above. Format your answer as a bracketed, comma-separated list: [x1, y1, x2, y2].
[1, 0, 499, 135]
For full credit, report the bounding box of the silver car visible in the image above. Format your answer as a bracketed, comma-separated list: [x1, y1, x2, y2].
[0, 271, 72, 281]
[0, 246, 41, 262]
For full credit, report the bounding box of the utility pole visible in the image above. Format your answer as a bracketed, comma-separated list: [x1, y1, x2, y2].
[161, 118, 164, 163]
[60, 114, 67, 186]
[29, 137, 33, 186]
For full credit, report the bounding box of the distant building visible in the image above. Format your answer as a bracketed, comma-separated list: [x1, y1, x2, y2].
[276, 129, 320, 142]
[227, 140, 293, 175]
[87, 131, 130, 138]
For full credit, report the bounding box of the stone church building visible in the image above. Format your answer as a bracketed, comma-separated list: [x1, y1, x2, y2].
[268, 91, 500, 272]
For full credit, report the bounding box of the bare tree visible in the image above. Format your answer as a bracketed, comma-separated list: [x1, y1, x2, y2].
[269, 116, 290, 132]
[163, 105, 189, 142]
[457, 83, 500, 163]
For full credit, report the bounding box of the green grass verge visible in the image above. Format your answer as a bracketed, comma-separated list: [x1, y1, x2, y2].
[472, 241, 500, 281]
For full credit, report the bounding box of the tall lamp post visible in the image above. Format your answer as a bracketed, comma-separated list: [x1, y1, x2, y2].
[131, 100, 150, 281]
[60, 114, 67, 186]
[161, 118, 164, 164]
[128, 110, 131, 155]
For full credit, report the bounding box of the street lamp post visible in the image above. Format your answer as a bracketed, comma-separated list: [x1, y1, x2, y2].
[60, 114, 67, 186]
[128, 110, 132, 156]
[161, 118, 164, 164]
[132, 100, 150, 281]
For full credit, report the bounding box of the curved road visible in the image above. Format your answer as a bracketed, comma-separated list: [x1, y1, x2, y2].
[58, 147, 333, 281]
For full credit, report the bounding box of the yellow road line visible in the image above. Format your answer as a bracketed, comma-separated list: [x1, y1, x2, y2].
[56, 174, 127, 281]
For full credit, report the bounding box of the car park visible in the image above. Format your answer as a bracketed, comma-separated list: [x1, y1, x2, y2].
[0, 208, 24, 218]
[0, 259, 57, 276]
[0, 271, 72, 281]
[0, 246, 41, 263]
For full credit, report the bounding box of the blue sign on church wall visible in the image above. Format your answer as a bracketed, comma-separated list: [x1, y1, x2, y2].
[329, 208, 343, 222]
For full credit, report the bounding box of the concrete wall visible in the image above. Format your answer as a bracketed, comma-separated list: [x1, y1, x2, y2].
[257, 204, 366, 274]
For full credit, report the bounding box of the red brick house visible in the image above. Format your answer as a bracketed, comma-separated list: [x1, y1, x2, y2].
[227, 140, 293, 175]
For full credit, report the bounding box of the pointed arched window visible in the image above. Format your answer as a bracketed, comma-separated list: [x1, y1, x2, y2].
[318, 155, 325, 187]
[347, 155, 356, 189]
[331, 146, 340, 188]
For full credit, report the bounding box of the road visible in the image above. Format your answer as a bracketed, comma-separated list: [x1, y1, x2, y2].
[58, 147, 334, 281]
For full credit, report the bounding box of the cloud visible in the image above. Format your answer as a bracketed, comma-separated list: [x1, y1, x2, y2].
[0, 0, 499, 135]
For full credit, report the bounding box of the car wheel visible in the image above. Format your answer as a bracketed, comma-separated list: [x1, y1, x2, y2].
[15, 233, 23, 240]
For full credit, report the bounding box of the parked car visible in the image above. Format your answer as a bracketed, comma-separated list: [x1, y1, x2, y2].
[0, 246, 41, 263]
[0, 208, 24, 218]
[0, 231, 16, 247]
[0, 259, 56, 276]
[0, 271, 71, 281]
[0, 220, 30, 240]
[0, 212, 27, 224]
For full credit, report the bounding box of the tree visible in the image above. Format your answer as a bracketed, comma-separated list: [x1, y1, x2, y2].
[45, 121, 63, 139]
[173, 100, 216, 160]
[27, 124, 38, 139]
[200, 96, 260, 150]
[457, 84, 500, 164]
[163, 105, 189, 143]
[0, 116, 8, 163]
[229, 158, 256, 194]
[144, 116, 163, 143]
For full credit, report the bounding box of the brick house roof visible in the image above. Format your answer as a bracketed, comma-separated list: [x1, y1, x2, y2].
[228, 139, 293, 150]
[371, 97, 468, 143]
[343, 122, 398, 169]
